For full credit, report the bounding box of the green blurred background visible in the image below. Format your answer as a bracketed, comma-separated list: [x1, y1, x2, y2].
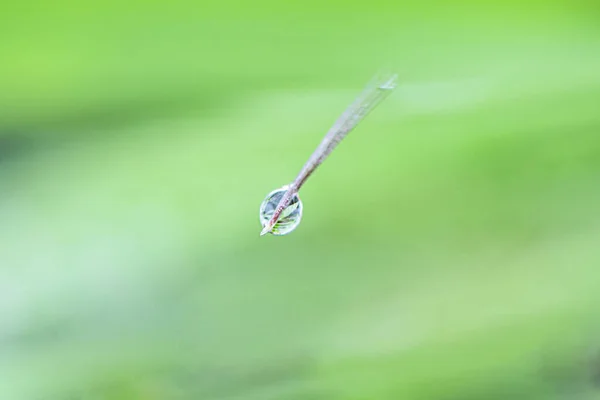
[1, 1, 600, 399]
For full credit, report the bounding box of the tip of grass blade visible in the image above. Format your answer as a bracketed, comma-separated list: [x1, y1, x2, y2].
[260, 225, 273, 236]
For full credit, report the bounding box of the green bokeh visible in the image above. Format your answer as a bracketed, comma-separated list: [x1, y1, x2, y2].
[1, 2, 600, 399]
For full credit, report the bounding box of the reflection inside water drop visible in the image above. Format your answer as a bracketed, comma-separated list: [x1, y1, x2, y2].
[259, 187, 303, 236]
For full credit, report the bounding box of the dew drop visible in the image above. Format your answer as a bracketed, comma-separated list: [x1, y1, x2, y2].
[259, 187, 303, 236]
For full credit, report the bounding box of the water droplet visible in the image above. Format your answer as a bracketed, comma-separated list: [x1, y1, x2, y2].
[259, 186, 303, 236]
